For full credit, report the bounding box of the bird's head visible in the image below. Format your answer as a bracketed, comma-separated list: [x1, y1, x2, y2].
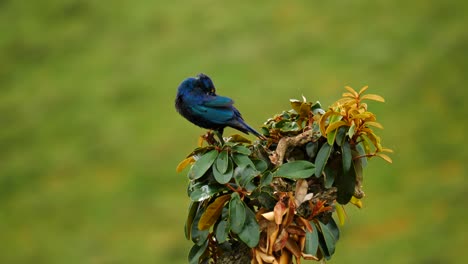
[177, 73, 216, 96]
[196, 73, 216, 95]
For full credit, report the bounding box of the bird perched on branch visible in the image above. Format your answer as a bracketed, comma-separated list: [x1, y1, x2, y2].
[175, 73, 265, 142]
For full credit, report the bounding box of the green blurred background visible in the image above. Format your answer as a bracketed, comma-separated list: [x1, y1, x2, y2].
[1, 0, 467, 263]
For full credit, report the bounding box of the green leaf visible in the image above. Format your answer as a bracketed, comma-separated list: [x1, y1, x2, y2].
[213, 157, 234, 184]
[275, 160, 315, 179]
[260, 172, 273, 187]
[252, 159, 268, 173]
[306, 142, 319, 159]
[323, 164, 336, 188]
[327, 128, 338, 146]
[335, 126, 348, 147]
[188, 150, 218, 180]
[188, 239, 208, 264]
[232, 153, 255, 168]
[315, 219, 339, 261]
[342, 140, 352, 173]
[348, 121, 356, 138]
[215, 219, 229, 243]
[185, 201, 200, 240]
[336, 140, 356, 204]
[189, 182, 226, 202]
[233, 166, 258, 192]
[229, 192, 246, 234]
[237, 206, 260, 247]
[232, 145, 252, 156]
[253, 188, 277, 210]
[314, 143, 332, 177]
[261, 127, 270, 136]
[304, 222, 319, 256]
[355, 142, 368, 168]
[191, 204, 209, 245]
[317, 219, 339, 257]
[216, 150, 229, 173]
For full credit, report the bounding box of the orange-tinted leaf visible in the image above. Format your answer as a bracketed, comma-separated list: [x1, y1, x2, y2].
[294, 179, 308, 207]
[382, 148, 394, 153]
[353, 112, 375, 120]
[176, 156, 195, 172]
[267, 221, 280, 255]
[361, 94, 385, 102]
[257, 250, 276, 263]
[274, 201, 287, 225]
[335, 97, 355, 105]
[297, 216, 313, 232]
[279, 249, 292, 264]
[261, 211, 275, 222]
[325, 120, 347, 135]
[365, 121, 384, 129]
[198, 136, 204, 147]
[342, 92, 356, 98]
[285, 237, 302, 259]
[286, 225, 306, 237]
[358, 85, 369, 95]
[273, 229, 289, 252]
[376, 153, 393, 163]
[302, 253, 319, 261]
[344, 86, 358, 97]
[198, 194, 230, 230]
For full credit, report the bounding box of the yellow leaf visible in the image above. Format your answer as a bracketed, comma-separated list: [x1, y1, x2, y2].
[342, 92, 356, 98]
[361, 94, 385, 102]
[197, 136, 204, 147]
[358, 85, 369, 95]
[335, 204, 347, 225]
[335, 97, 354, 105]
[382, 148, 394, 153]
[226, 134, 252, 144]
[325, 120, 347, 135]
[198, 194, 231, 230]
[319, 110, 338, 136]
[176, 156, 195, 172]
[350, 196, 363, 208]
[353, 112, 375, 120]
[290, 99, 302, 113]
[365, 121, 384, 129]
[344, 86, 358, 97]
[376, 153, 393, 163]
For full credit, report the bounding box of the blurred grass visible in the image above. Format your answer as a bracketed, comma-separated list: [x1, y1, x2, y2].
[1, 0, 467, 263]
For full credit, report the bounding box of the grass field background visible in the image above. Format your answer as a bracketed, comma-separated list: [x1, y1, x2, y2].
[1, 1, 467, 263]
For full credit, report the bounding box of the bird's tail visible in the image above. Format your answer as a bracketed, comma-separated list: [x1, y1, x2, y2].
[233, 119, 267, 140]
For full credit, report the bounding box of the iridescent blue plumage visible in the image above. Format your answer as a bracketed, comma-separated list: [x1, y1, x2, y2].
[175, 73, 264, 140]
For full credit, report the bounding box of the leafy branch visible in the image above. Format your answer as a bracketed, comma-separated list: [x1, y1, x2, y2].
[177, 86, 392, 264]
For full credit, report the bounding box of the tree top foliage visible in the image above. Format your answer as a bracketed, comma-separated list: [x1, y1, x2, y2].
[177, 86, 392, 264]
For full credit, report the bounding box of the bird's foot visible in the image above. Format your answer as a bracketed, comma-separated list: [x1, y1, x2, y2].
[200, 131, 222, 146]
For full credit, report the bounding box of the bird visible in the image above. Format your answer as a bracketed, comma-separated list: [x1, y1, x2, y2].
[175, 73, 265, 142]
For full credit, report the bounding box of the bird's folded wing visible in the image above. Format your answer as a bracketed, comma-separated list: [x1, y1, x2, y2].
[191, 99, 234, 125]
[202, 96, 234, 107]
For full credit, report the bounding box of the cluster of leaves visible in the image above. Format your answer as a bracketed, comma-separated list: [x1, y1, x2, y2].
[177, 86, 391, 263]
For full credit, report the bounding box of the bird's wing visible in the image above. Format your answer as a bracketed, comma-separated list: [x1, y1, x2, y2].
[190, 96, 235, 124]
[202, 95, 234, 108]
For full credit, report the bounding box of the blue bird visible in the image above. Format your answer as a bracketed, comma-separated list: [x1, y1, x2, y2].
[175, 73, 265, 142]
